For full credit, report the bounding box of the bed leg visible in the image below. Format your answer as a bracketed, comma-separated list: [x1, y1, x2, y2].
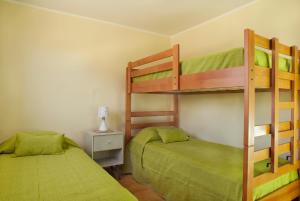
[173, 94, 179, 127]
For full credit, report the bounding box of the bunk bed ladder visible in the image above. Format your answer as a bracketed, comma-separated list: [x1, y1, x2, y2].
[244, 29, 300, 201]
[290, 46, 299, 166]
[271, 40, 299, 173]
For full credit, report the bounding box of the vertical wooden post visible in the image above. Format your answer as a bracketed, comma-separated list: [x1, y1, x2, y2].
[172, 44, 180, 90]
[271, 38, 279, 173]
[173, 94, 179, 127]
[125, 64, 132, 144]
[291, 46, 299, 165]
[243, 29, 255, 201]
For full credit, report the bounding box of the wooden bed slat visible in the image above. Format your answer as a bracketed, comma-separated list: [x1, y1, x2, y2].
[278, 143, 291, 154]
[130, 64, 293, 93]
[130, 48, 173, 68]
[131, 121, 175, 129]
[278, 130, 294, 139]
[255, 34, 271, 49]
[180, 66, 244, 90]
[253, 161, 300, 187]
[254, 121, 295, 137]
[278, 43, 292, 56]
[254, 34, 291, 56]
[279, 102, 294, 109]
[131, 61, 173, 77]
[131, 77, 173, 92]
[278, 79, 291, 89]
[278, 71, 295, 81]
[259, 180, 300, 201]
[254, 149, 270, 163]
[131, 111, 174, 117]
[254, 142, 291, 162]
[254, 67, 291, 89]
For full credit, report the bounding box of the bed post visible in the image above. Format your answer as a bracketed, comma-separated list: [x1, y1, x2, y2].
[291, 46, 299, 166]
[243, 29, 255, 201]
[172, 44, 180, 90]
[172, 44, 180, 127]
[270, 37, 279, 173]
[125, 63, 132, 144]
[173, 94, 179, 127]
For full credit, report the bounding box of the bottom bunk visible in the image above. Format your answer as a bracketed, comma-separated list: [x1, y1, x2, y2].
[127, 127, 299, 201]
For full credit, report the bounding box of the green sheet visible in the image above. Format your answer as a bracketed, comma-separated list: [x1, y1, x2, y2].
[133, 48, 291, 82]
[0, 146, 137, 201]
[128, 135, 298, 201]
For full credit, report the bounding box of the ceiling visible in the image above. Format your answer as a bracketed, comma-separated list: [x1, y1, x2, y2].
[14, 0, 255, 36]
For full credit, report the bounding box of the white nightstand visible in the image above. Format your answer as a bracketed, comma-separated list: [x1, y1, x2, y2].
[85, 130, 124, 168]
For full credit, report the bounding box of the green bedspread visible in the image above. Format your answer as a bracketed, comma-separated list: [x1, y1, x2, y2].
[0, 146, 137, 201]
[128, 136, 298, 201]
[133, 48, 291, 82]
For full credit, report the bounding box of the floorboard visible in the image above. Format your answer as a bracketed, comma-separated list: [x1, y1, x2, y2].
[119, 175, 165, 201]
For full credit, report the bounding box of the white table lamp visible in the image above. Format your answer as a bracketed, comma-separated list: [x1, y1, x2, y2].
[98, 106, 108, 132]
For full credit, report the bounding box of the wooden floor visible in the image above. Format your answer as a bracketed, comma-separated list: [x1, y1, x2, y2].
[119, 175, 164, 201]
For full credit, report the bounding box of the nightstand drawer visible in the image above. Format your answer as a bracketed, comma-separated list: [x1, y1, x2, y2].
[93, 134, 123, 151]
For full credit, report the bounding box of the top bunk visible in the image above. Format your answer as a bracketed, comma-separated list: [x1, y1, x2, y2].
[126, 29, 300, 94]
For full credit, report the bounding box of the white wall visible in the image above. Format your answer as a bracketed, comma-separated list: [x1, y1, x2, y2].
[0, 1, 171, 145]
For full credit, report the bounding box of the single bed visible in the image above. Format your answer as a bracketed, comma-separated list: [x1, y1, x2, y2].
[0, 136, 137, 201]
[127, 131, 298, 201]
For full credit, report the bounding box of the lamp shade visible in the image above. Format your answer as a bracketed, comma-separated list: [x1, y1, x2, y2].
[98, 106, 108, 118]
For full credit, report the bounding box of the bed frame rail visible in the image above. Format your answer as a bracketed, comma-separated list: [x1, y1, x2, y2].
[128, 44, 179, 93]
[125, 94, 179, 144]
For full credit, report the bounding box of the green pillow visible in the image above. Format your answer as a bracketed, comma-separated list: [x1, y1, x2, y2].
[156, 127, 189, 143]
[0, 136, 16, 154]
[136, 127, 161, 142]
[16, 130, 69, 149]
[15, 132, 64, 157]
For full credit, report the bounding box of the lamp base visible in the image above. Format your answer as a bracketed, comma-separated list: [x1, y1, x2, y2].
[99, 120, 108, 132]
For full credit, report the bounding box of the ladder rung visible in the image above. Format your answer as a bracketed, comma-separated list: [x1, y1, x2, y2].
[278, 72, 295, 81]
[279, 130, 294, 139]
[279, 102, 294, 109]
[278, 79, 291, 89]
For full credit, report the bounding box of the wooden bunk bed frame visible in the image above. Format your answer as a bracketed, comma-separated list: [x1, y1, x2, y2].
[125, 29, 300, 201]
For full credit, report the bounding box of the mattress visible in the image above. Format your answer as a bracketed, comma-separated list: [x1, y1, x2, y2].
[133, 48, 291, 82]
[0, 146, 137, 201]
[128, 136, 298, 201]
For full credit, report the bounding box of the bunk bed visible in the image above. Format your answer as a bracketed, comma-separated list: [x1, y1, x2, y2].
[125, 29, 300, 201]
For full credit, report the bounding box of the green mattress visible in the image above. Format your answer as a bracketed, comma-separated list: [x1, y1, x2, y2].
[133, 48, 291, 82]
[0, 146, 137, 201]
[128, 134, 298, 201]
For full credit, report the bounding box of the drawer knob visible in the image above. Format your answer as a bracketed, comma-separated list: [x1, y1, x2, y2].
[106, 140, 112, 144]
